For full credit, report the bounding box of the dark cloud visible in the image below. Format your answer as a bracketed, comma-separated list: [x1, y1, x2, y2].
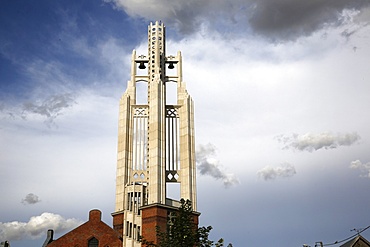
[0, 93, 76, 129]
[257, 163, 296, 181]
[21, 193, 41, 205]
[22, 93, 76, 127]
[196, 143, 239, 188]
[248, 0, 370, 41]
[106, 0, 370, 41]
[276, 132, 360, 152]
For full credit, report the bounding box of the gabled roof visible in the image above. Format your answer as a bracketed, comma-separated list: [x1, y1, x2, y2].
[45, 209, 122, 247]
[340, 235, 370, 247]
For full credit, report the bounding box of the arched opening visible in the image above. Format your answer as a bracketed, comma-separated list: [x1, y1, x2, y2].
[136, 81, 148, 105]
[88, 237, 98, 247]
[166, 81, 177, 105]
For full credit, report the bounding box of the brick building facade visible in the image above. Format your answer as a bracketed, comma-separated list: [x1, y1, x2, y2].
[43, 210, 122, 247]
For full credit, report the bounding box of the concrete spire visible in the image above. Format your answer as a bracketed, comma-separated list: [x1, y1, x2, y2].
[112, 21, 198, 246]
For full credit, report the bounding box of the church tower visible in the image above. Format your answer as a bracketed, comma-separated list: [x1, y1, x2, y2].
[112, 21, 198, 246]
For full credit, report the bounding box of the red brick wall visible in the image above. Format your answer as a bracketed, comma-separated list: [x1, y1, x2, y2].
[47, 210, 122, 247]
[112, 211, 124, 236]
[141, 205, 200, 246]
[141, 205, 168, 245]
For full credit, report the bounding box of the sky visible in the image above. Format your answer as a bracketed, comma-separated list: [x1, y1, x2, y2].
[1, 0, 370, 246]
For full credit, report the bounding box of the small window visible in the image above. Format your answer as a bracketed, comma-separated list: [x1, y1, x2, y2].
[126, 221, 129, 236]
[88, 237, 98, 247]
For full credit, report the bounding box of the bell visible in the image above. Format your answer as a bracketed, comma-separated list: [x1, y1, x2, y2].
[138, 62, 146, 69]
[168, 62, 174, 69]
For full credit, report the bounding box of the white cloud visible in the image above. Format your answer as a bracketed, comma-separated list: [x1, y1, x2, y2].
[21, 193, 41, 205]
[257, 163, 296, 181]
[0, 213, 82, 241]
[276, 132, 360, 152]
[350, 160, 370, 178]
[196, 143, 239, 188]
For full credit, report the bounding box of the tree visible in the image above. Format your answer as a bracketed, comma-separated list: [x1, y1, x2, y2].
[141, 199, 232, 247]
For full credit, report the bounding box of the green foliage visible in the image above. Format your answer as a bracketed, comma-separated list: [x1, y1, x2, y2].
[141, 199, 232, 247]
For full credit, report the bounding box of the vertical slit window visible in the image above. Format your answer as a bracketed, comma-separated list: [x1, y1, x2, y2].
[127, 193, 130, 210]
[138, 192, 141, 215]
[130, 192, 133, 211]
[134, 192, 137, 213]
[126, 221, 129, 236]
